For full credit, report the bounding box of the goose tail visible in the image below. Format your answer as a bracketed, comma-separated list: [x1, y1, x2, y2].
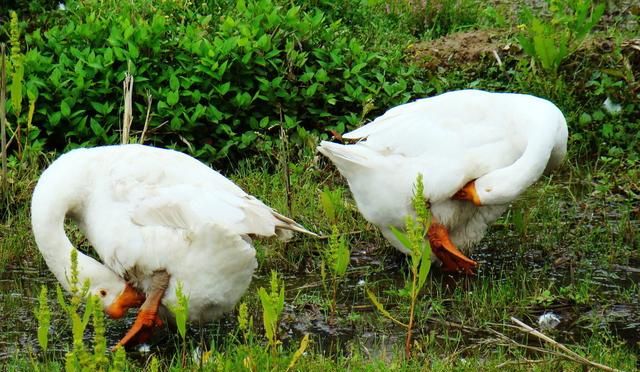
[317, 141, 375, 174]
[273, 211, 318, 240]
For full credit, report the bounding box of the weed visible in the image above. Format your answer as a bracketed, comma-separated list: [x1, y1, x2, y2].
[286, 333, 310, 372]
[168, 281, 190, 367]
[33, 250, 129, 370]
[367, 174, 431, 359]
[517, 0, 605, 73]
[319, 187, 351, 318]
[34, 286, 50, 353]
[258, 270, 285, 353]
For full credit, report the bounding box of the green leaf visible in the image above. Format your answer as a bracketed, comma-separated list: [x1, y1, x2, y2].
[90, 119, 105, 136]
[170, 116, 182, 130]
[49, 112, 62, 126]
[167, 90, 179, 106]
[390, 226, 412, 253]
[258, 287, 276, 343]
[320, 188, 336, 223]
[334, 237, 350, 276]
[61, 100, 71, 117]
[287, 333, 310, 371]
[305, 83, 319, 97]
[417, 242, 431, 290]
[234, 91, 252, 108]
[579, 112, 592, 125]
[128, 41, 139, 59]
[169, 75, 180, 91]
[366, 289, 407, 328]
[216, 81, 231, 95]
[169, 282, 189, 339]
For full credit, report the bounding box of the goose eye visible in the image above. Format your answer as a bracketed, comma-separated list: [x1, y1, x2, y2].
[99, 289, 107, 297]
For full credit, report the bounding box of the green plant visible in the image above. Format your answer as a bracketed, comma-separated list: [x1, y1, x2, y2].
[285, 333, 310, 372]
[367, 174, 431, 359]
[319, 187, 350, 318]
[5, 11, 40, 160]
[237, 301, 254, 344]
[34, 286, 50, 353]
[517, 0, 605, 73]
[33, 249, 129, 370]
[257, 270, 285, 353]
[169, 281, 190, 367]
[6, 0, 427, 166]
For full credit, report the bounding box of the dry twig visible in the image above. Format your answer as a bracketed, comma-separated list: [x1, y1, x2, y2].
[510, 317, 622, 372]
[140, 90, 152, 144]
[121, 72, 134, 144]
[492, 50, 503, 67]
[279, 107, 292, 216]
[496, 359, 548, 368]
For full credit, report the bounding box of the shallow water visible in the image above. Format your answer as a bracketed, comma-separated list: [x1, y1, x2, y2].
[2, 246, 637, 363]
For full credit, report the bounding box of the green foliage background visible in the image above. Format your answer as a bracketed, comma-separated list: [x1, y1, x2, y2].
[1, 0, 638, 163]
[1, 0, 430, 164]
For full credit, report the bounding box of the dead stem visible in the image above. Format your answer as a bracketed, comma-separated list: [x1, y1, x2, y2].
[121, 72, 133, 144]
[278, 107, 292, 216]
[510, 317, 622, 372]
[496, 359, 548, 368]
[140, 90, 152, 144]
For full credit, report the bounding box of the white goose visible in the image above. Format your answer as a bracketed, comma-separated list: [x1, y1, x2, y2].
[31, 144, 314, 347]
[318, 90, 568, 274]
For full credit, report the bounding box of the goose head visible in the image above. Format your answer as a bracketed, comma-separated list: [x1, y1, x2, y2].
[81, 260, 145, 319]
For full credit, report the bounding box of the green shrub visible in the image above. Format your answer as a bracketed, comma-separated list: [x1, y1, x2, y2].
[517, 0, 605, 74]
[9, 0, 427, 164]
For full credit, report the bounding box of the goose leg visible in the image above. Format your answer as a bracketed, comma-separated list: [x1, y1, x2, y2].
[428, 222, 477, 275]
[452, 180, 482, 206]
[113, 270, 170, 349]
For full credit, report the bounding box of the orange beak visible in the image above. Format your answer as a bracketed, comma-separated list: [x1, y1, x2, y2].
[452, 180, 482, 206]
[105, 283, 146, 319]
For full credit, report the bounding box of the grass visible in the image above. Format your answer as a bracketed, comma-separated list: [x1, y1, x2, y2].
[0, 149, 638, 371]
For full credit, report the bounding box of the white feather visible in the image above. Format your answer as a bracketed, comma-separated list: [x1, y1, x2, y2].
[31, 144, 313, 322]
[318, 89, 568, 255]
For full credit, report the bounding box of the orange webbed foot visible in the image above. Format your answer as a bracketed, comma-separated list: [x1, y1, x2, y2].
[452, 180, 482, 206]
[113, 309, 163, 349]
[112, 270, 170, 350]
[428, 222, 478, 275]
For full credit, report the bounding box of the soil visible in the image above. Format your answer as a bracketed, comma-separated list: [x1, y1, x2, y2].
[407, 29, 517, 70]
[408, 28, 640, 83]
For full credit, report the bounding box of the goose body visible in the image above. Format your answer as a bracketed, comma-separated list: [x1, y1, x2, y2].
[318, 90, 567, 271]
[31, 144, 312, 345]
